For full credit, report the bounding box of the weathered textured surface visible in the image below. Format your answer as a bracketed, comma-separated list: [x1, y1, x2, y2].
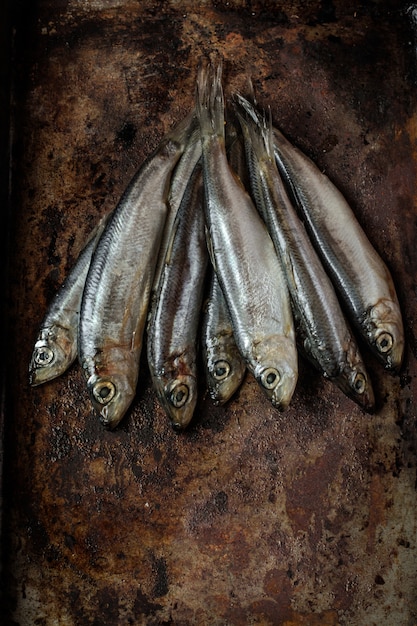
[2, 1, 417, 624]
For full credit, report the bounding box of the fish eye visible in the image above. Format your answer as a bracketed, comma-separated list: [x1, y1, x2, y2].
[92, 380, 116, 405]
[376, 331, 393, 354]
[353, 372, 366, 395]
[213, 360, 231, 381]
[260, 367, 280, 390]
[169, 383, 189, 408]
[34, 346, 54, 366]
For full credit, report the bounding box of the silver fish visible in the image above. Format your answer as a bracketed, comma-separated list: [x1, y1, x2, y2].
[147, 161, 208, 430]
[202, 271, 246, 405]
[196, 58, 297, 410]
[235, 97, 374, 411]
[199, 112, 249, 405]
[29, 215, 109, 386]
[79, 114, 194, 429]
[272, 121, 404, 370]
[151, 115, 202, 295]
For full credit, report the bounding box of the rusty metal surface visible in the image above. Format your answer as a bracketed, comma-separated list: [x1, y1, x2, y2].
[3, 1, 417, 624]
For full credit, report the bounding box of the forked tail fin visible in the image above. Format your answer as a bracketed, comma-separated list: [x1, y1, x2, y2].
[165, 108, 197, 149]
[234, 93, 275, 162]
[195, 55, 225, 140]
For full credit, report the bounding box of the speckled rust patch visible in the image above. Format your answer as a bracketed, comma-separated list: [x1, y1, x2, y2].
[2, 1, 417, 624]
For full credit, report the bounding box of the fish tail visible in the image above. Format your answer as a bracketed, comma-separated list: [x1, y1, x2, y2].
[243, 76, 257, 107]
[235, 95, 274, 161]
[195, 56, 211, 135]
[211, 59, 225, 137]
[233, 95, 278, 213]
[230, 108, 261, 209]
[166, 109, 197, 148]
[196, 55, 225, 140]
[234, 93, 274, 158]
[234, 93, 259, 125]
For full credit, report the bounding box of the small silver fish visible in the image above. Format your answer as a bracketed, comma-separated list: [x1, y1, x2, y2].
[272, 122, 404, 370]
[196, 58, 298, 410]
[29, 216, 108, 386]
[202, 271, 246, 405]
[151, 115, 202, 296]
[147, 161, 208, 430]
[79, 114, 194, 429]
[235, 96, 374, 411]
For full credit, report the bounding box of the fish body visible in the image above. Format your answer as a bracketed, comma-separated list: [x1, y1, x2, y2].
[272, 125, 404, 370]
[196, 59, 297, 410]
[152, 116, 202, 295]
[29, 216, 108, 386]
[147, 161, 208, 430]
[235, 97, 374, 411]
[202, 271, 246, 405]
[79, 115, 193, 428]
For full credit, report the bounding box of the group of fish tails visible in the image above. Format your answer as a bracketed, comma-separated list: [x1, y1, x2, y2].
[29, 56, 405, 431]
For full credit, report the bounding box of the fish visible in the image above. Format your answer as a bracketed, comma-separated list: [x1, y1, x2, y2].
[271, 119, 404, 370]
[202, 270, 246, 405]
[199, 111, 249, 406]
[196, 58, 298, 410]
[29, 215, 109, 386]
[151, 115, 202, 296]
[78, 113, 194, 429]
[147, 160, 208, 430]
[235, 96, 374, 411]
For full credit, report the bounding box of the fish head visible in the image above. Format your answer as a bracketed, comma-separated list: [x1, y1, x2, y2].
[334, 336, 375, 412]
[205, 344, 246, 405]
[29, 325, 77, 386]
[252, 334, 298, 411]
[366, 298, 404, 371]
[87, 371, 136, 430]
[154, 374, 198, 431]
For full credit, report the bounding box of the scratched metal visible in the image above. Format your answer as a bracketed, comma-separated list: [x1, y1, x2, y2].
[2, 1, 417, 624]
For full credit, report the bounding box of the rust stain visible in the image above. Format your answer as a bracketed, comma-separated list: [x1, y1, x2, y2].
[225, 31, 245, 46]
[285, 444, 343, 539]
[366, 470, 388, 554]
[283, 611, 340, 626]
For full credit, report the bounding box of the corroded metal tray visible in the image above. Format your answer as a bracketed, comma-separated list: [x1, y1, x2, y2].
[2, 1, 417, 624]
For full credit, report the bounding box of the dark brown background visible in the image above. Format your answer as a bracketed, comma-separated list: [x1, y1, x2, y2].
[2, 1, 417, 624]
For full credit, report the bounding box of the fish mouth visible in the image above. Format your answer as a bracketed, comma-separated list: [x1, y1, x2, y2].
[98, 404, 124, 430]
[29, 342, 70, 386]
[382, 341, 404, 372]
[267, 372, 298, 411]
[271, 397, 289, 412]
[87, 374, 135, 430]
[271, 386, 294, 412]
[333, 370, 375, 414]
[154, 376, 197, 430]
[171, 421, 186, 433]
[209, 374, 242, 406]
[95, 396, 133, 430]
[206, 353, 246, 406]
[28, 356, 51, 386]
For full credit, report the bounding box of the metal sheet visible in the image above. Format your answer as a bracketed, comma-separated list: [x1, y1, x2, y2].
[3, 1, 417, 624]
